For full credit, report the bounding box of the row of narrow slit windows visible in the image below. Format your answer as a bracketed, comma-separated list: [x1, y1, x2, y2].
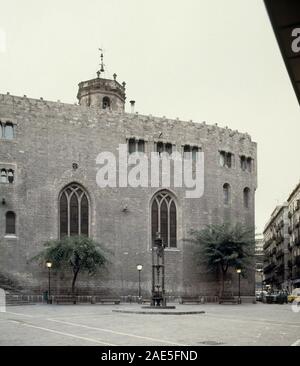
[183, 145, 200, 160]
[0, 169, 14, 183]
[128, 138, 145, 154]
[219, 151, 233, 168]
[0, 122, 14, 139]
[240, 155, 252, 172]
[219, 151, 253, 172]
[128, 139, 200, 160]
[223, 184, 251, 208]
[128, 144, 252, 168]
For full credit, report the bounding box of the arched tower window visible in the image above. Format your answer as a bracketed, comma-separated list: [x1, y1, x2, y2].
[243, 187, 250, 209]
[59, 183, 89, 237]
[223, 183, 231, 205]
[102, 96, 110, 109]
[6, 211, 16, 234]
[151, 190, 177, 248]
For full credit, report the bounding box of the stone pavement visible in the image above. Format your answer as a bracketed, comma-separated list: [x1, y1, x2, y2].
[0, 303, 299, 346]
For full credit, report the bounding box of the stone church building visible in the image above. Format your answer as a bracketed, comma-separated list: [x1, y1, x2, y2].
[0, 66, 257, 300]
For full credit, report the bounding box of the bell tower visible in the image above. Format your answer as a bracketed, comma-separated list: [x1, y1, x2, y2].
[77, 50, 126, 112]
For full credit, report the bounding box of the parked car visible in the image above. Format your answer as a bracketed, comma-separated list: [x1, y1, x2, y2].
[256, 291, 267, 302]
[275, 291, 288, 304]
[288, 288, 300, 303]
[264, 290, 288, 304]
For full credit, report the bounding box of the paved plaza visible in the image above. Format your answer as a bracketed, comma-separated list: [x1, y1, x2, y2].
[0, 302, 299, 346]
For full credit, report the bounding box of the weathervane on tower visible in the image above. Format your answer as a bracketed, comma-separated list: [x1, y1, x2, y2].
[97, 48, 105, 78]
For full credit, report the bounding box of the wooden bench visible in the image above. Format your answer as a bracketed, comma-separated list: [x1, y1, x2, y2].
[141, 298, 151, 304]
[219, 296, 238, 304]
[93, 297, 121, 305]
[54, 295, 77, 304]
[180, 297, 204, 304]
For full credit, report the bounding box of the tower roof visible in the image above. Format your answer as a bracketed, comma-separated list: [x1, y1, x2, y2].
[77, 50, 126, 112]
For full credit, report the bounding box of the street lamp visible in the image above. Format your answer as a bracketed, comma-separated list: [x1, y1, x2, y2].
[236, 268, 242, 304]
[137, 264, 143, 301]
[46, 261, 52, 304]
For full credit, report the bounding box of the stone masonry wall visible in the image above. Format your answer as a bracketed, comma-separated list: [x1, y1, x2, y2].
[0, 94, 257, 297]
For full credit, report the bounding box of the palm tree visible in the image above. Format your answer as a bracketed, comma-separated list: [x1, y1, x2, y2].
[188, 223, 255, 296]
[32, 235, 110, 295]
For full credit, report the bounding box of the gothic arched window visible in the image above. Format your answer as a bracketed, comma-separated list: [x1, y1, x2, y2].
[6, 211, 16, 234]
[59, 183, 89, 237]
[151, 190, 177, 248]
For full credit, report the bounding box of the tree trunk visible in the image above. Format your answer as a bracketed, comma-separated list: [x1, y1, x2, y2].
[219, 265, 228, 297]
[71, 268, 80, 295]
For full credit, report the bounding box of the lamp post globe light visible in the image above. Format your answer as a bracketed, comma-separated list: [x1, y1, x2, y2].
[137, 265, 143, 301]
[46, 261, 52, 304]
[236, 268, 242, 304]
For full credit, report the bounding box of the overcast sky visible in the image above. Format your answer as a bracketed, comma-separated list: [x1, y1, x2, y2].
[0, 0, 299, 234]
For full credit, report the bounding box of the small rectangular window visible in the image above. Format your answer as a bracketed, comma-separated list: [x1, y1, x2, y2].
[219, 151, 225, 166]
[165, 143, 172, 155]
[192, 146, 199, 161]
[240, 156, 247, 171]
[246, 157, 252, 172]
[128, 139, 136, 154]
[6, 212, 16, 234]
[156, 142, 173, 156]
[183, 145, 191, 159]
[226, 153, 232, 168]
[157, 142, 164, 155]
[4, 123, 14, 140]
[138, 140, 145, 153]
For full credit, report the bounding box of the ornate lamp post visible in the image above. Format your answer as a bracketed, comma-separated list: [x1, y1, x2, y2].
[141, 233, 175, 309]
[137, 264, 143, 300]
[151, 235, 166, 307]
[236, 269, 242, 304]
[46, 261, 52, 304]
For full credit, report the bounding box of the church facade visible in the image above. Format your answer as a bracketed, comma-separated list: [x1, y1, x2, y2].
[0, 69, 257, 299]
